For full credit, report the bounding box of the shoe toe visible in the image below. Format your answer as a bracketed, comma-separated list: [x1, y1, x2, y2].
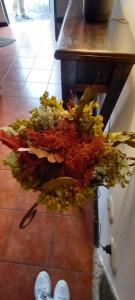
[54, 280, 70, 300]
[34, 271, 51, 299]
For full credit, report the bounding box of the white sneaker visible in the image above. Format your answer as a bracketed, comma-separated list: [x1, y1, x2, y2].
[54, 280, 70, 300]
[34, 271, 52, 300]
[21, 13, 31, 19]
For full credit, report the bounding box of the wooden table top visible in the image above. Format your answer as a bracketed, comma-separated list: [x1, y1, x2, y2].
[55, 0, 135, 62]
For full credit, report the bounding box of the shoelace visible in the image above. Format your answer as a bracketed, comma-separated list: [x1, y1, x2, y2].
[38, 288, 48, 300]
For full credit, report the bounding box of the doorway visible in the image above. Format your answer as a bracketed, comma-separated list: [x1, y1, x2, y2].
[4, 0, 50, 23]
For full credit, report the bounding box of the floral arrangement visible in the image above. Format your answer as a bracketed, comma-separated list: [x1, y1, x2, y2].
[0, 87, 135, 213]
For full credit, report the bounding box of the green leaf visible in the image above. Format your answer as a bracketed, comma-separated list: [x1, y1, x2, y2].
[4, 151, 19, 168]
[107, 132, 135, 147]
[75, 86, 98, 120]
[0, 127, 17, 135]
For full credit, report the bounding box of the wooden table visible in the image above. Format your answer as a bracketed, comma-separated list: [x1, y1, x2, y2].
[54, 0, 135, 127]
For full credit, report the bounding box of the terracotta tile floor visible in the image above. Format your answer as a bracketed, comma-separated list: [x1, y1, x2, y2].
[0, 19, 93, 300]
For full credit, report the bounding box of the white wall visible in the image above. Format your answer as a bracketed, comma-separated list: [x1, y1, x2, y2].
[99, 1, 135, 299]
[120, 0, 135, 36]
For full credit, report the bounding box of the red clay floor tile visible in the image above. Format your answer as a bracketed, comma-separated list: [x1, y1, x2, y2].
[16, 187, 47, 213]
[0, 144, 11, 170]
[0, 209, 14, 258]
[0, 114, 19, 127]
[5, 211, 54, 266]
[1, 81, 25, 98]
[50, 268, 92, 300]
[0, 44, 20, 58]
[0, 261, 45, 300]
[0, 170, 19, 209]
[50, 214, 93, 273]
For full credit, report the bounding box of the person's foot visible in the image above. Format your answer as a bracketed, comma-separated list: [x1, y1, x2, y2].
[21, 13, 31, 19]
[54, 280, 70, 300]
[34, 271, 52, 300]
[14, 14, 20, 21]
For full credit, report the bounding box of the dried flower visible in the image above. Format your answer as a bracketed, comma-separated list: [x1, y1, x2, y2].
[0, 89, 135, 214]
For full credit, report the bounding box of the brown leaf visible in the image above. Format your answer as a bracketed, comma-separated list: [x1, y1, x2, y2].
[30, 146, 49, 158]
[47, 153, 56, 163]
[54, 153, 64, 163]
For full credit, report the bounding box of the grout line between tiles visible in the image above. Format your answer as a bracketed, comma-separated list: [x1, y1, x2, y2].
[46, 58, 55, 90]
[3, 210, 16, 258]
[1, 49, 21, 83]
[0, 259, 92, 274]
[0, 207, 86, 218]
[49, 266, 93, 275]
[47, 214, 56, 268]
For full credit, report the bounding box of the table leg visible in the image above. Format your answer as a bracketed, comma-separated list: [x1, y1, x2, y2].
[61, 60, 77, 107]
[100, 63, 133, 128]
